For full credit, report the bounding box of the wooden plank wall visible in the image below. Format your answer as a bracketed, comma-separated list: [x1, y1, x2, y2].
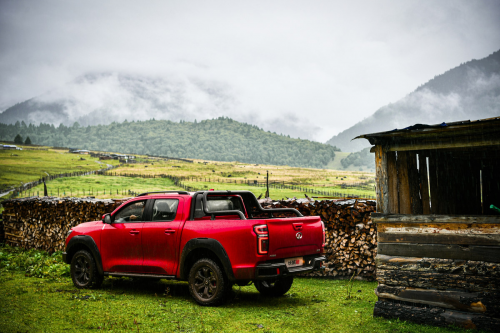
[372, 214, 500, 331]
[373, 145, 500, 216]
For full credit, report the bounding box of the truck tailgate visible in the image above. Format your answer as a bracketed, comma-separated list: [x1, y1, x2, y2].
[266, 216, 323, 258]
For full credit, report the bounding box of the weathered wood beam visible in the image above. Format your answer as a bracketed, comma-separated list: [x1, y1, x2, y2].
[408, 152, 422, 214]
[375, 284, 500, 315]
[375, 254, 500, 275]
[372, 213, 500, 224]
[373, 300, 500, 331]
[374, 145, 389, 213]
[378, 232, 500, 246]
[376, 268, 500, 293]
[482, 161, 500, 215]
[396, 151, 411, 214]
[428, 152, 439, 214]
[386, 136, 500, 152]
[418, 153, 430, 214]
[377, 242, 500, 262]
[387, 151, 399, 214]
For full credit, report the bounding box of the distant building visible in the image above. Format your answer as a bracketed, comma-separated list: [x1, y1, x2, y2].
[2, 145, 20, 150]
[71, 149, 90, 154]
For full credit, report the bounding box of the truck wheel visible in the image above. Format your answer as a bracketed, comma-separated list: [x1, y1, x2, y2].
[254, 276, 294, 296]
[188, 258, 227, 306]
[70, 250, 103, 289]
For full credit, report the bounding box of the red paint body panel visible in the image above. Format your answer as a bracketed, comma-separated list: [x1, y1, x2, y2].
[101, 222, 144, 272]
[141, 197, 186, 274]
[266, 216, 323, 258]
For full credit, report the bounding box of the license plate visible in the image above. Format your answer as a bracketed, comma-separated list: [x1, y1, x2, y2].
[285, 257, 304, 268]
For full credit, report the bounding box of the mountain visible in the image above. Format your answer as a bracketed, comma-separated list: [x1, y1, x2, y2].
[0, 117, 339, 169]
[326, 49, 500, 152]
[0, 72, 320, 141]
[0, 73, 236, 127]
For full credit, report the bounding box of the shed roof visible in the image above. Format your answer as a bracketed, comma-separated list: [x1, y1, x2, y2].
[355, 116, 500, 151]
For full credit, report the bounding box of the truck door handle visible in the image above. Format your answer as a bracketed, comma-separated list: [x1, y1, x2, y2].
[165, 229, 176, 234]
[129, 230, 140, 235]
[293, 223, 303, 231]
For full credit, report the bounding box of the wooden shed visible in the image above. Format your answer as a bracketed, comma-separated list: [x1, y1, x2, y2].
[356, 117, 500, 331]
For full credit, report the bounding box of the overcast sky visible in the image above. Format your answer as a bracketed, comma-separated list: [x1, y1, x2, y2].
[1, 0, 499, 142]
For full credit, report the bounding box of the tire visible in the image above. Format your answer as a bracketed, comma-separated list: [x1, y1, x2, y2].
[188, 258, 227, 306]
[254, 276, 294, 297]
[70, 250, 103, 289]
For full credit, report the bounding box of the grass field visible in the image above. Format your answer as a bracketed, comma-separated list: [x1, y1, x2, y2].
[0, 245, 468, 333]
[0, 146, 119, 192]
[1, 146, 376, 201]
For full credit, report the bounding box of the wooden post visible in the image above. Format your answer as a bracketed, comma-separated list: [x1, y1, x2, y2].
[418, 153, 430, 214]
[482, 161, 500, 214]
[374, 145, 389, 213]
[408, 152, 423, 214]
[428, 152, 439, 214]
[387, 151, 399, 214]
[396, 151, 411, 214]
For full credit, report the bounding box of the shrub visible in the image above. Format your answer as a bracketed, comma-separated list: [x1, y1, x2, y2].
[0, 244, 70, 279]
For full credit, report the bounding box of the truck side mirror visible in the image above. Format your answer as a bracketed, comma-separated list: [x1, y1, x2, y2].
[103, 214, 112, 224]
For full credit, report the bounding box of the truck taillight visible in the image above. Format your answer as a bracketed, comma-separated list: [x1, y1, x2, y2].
[321, 220, 326, 247]
[254, 225, 269, 254]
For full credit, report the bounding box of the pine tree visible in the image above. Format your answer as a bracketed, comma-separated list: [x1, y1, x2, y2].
[14, 134, 23, 144]
[25, 136, 32, 144]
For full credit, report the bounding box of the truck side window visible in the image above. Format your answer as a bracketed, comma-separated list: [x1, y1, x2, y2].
[152, 199, 179, 221]
[114, 201, 146, 223]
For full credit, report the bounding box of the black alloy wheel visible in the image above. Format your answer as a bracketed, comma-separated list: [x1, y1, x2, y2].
[70, 250, 103, 289]
[254, 276, 294, 296]
[188, 258, 227, 306]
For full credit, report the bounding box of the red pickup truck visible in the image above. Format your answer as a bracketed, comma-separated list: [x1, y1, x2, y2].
[63, 190, 326, 305]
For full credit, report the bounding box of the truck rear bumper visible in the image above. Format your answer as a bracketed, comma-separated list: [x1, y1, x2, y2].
[254, 255, 326, 280]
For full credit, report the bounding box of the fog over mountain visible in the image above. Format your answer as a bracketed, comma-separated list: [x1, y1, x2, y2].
[327, 49, 500, 152]
[1, 1, 499, 144]
[0, 72, 320, 140]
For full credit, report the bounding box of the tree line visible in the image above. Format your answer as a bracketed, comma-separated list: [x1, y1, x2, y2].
[340, 147, 375, 171]
[0, 118, 340, 168]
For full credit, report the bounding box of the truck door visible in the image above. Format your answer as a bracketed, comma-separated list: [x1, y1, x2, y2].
[101, 200, 147, 272]
[141, 198, 184, 275]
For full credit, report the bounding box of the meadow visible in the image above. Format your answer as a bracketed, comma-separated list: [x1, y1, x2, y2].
[12, 156, 376, 200]
[0, 144, 119, 192]
[0, 245, 470, 333]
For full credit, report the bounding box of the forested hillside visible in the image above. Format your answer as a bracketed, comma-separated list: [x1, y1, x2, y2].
[340, 148, 375, 171]
[0, 117, 339, 168]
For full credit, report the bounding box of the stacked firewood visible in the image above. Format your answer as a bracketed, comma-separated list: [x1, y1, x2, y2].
[1, 197, 126, 252]
[0, 213, 4, 242]
[263, 199, 377, 278]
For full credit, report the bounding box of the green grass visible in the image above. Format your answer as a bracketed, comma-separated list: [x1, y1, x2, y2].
[0, 148, 119, 192]
[1, 146, 376, 201]
[326, 152, 351, 170]
[15, 174, 180, 199]
[17, 175, 375, 201]
[0, 246, 469, 333]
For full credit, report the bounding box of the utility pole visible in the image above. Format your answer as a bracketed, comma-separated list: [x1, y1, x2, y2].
[265, 170, 269, 198]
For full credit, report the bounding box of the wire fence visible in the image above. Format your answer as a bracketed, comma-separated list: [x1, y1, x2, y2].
[4, 169, 376, 201]
[99, 172, 376, 200]
[2, 165, 119, 200]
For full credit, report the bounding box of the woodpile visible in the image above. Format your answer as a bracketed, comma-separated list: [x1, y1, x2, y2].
[262, 199, 377, 279]
[1, 196, 378, 280]
[1, 196, 126, 252]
